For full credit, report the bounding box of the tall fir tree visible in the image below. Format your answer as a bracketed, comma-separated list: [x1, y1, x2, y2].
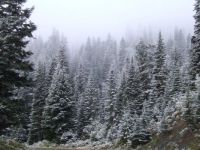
[77, 73, 99, 139]
[153, 32, 167, 97]
[75, 64, 88, 132]
[149, 32, 167, 121]
[135, 41, 152, 115]
[125, 58, 140, 115]
[0, 0, 36, 131]
[170, 49, 182, 95]
[118, 108, 135, 143]
[28, 62, 46, 144]
[104, 70, 118, 138]
[43, 45, 75, 143]
[116, 74, 127, 121]
[190, 0, 200, 89]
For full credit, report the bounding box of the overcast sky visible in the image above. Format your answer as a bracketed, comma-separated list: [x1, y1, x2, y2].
[26, 0, 194, 45]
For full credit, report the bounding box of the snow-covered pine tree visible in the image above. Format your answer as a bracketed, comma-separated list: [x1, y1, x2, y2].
[193, 76, 200, 128]
[75, 64, 88, 97]
[116, 74, 127, 121]
[15, 86, 34, 139]
[135, 42, 155, 134]
[149, 32, 167, 121]
[170, 49, 182, 95]
[46, 58, 57, 89]
[28, 62, 46, 144]
[181, 64, 190, 93]
[128, 41, 154, 145]
[104, 70, 118, 139]
[181, 34, 191, 92]
[0, 0, 36, 131]
[135, 41, 152, 116]
[158, 49, 182, 129]
[183, 89, 196, 128]
[131, 115, 151, 148]
[141, 98, 155, 131]
[75, 64, 88, 133]
[154, 32, 167, 97]
[43, 44, 76, 143]
[77, 72, 99, 139]
[118, 108, 135, 143]
[125, 58, 140, 115]
[190, 0, 200, 89]
[164, 48, 181, 105]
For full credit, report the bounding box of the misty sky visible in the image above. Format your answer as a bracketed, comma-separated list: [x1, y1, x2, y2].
[26, 0, 194, 45]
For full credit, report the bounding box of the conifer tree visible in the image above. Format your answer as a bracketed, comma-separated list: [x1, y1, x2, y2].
[135, 41, 152, 114]
[118, 108, 135, 142]
[128, 43, 153, 145]
[28, 62, 46, 144]
[0, 0, 36, 130]
[131, 115, 150, 148]
[77, 73, 98, 138]
[170, 49, 182, 95]
[43, 45, 75, 143]
[116, 74, 127, 120]
[184, 90, 195, 128]
[75, 64, 88, 132]
[46, 58, 57, 88]
[125, 58, 140, 115]
[104, 70, 118, 137]
[190, 0, 200, 89]
[76, 64, 88, 96]
[149, 32, 167, 120]
[153, 32, 167, 97]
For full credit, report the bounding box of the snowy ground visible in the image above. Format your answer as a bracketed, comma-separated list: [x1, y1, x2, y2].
[27, 141, 112, 150]
[27, 140, 116, 150]
[28, 146, 107, 150]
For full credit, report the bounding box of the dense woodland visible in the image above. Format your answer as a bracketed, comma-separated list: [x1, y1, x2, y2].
[1, 0, 200, 149]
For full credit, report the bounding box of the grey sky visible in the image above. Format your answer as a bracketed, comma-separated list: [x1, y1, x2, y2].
[26, 0, 194, 45]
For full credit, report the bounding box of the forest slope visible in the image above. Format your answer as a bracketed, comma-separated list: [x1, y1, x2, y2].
[138, 118, 200, 150]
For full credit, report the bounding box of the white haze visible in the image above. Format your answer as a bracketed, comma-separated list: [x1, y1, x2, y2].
[26, 0, 194, 48]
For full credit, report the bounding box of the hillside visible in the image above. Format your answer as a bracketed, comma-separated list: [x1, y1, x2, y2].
[138, 119, 200, 150]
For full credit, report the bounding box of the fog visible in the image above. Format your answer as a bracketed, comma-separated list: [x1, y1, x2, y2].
[26, 0, 194, 47]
